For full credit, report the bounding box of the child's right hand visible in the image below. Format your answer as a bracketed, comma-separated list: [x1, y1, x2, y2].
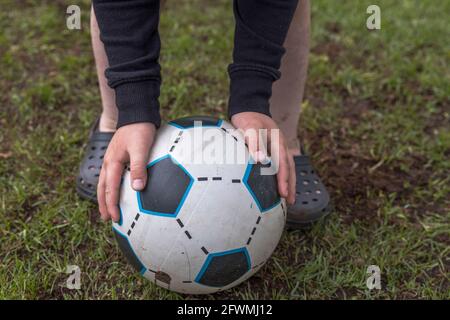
[97, 122, 156, 222]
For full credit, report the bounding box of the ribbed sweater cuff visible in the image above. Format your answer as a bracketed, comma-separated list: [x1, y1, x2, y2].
[114, 80, 161, 128]
[227, 64, 281, 119]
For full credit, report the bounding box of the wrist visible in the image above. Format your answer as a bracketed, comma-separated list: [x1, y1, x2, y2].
[227, 67, 278, 120]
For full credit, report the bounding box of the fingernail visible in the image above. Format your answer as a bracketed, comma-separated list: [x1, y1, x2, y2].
[132, 179, 144, 190]
[254, 151, 269, 164]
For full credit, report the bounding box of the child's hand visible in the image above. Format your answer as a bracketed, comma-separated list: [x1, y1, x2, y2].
[97, 122, 156, 222]
[231, 112, 296, 205]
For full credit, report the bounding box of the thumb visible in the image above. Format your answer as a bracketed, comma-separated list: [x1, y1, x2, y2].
[129, 149, 149, 191]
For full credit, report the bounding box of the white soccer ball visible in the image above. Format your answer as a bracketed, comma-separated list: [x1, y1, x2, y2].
[114, 116, 286, 294]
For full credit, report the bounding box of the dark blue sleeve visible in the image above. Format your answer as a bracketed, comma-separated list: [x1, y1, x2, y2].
[228, 0, 299, 119]
[92, 0, 162, 128]
[92, 0, 298, 127]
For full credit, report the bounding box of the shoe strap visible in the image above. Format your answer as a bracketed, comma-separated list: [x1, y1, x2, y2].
[89, 117, 114, 141]
[293, 155, 311, 166]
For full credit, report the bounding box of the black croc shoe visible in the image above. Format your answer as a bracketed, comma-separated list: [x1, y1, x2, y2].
[76, 118, 114, 202]
[286, 154, 332, 229]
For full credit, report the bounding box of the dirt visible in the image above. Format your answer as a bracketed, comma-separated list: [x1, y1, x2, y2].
[311, 40, 343, 63]
[304, 122, 447, 223]
[300, 89, 448, 227]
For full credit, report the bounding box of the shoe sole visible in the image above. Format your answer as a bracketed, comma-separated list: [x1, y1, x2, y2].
[285, 202, 333, 230]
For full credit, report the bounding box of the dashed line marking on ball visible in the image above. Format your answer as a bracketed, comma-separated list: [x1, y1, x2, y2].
[197, 176, 224, 181]
[184, 230, 192, 239]
[176, 219, 184, 228]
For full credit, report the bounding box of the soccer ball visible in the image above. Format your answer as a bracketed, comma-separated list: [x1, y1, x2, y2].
[113, 116, 286, 294]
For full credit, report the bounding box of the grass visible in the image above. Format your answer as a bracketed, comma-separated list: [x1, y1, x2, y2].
[0, 0, 449, 299]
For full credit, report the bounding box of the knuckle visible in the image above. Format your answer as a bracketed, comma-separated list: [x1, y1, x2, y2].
[104, 155, 120, 167]
[103, 158, 110, 167]
[109, 160, 121, 168]
[106, 196, 117, 206]
[130, 162, 146, 173]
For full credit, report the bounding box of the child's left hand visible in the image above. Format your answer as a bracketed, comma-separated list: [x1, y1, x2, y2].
[231, 112, 296, 205]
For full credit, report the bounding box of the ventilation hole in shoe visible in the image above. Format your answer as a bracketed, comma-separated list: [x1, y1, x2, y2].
[302, 201, 308, 205]
[300, 171, 307, 176]
[313, 179, 319, 184]
[88, 155, 94, 160]
[87, 183, 93, 189]
[305, 190, 311, 195]
[91, 146, 96, 151]
[101, 146, 107, 150]
[80, 178, 84, 184]
[310, 170, 315, 174]
[316, 190, 321, 194]
[100, 155, 104, 159]
[296, 191, 301, 195]
[88, 165, 96, 170]
[313, 198, 318, 202]
[303, 180, 309, 185]
[95, 174, 99, 177]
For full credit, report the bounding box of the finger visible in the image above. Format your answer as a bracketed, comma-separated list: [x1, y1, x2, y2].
[257, 128, 269, 164]
[242, 127, 268, 163]
[243, 127, 259, 163]
[97, 166, 108, 221]
[287, 151, 296, 205]
[268, 129, 289, 198]
[105, 161, 123, 222]
[276, 145, 290, 199]
[129, 146, 150, 191]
